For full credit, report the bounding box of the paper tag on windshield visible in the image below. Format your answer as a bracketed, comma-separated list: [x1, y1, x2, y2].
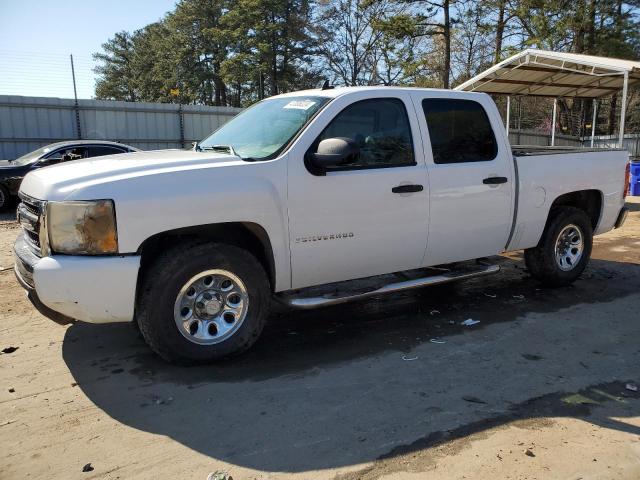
[283, 99, 316, 110]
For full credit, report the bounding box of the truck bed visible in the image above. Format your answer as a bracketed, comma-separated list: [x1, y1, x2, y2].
[506, 147, 628, 253]
[512, 145, 625, 156]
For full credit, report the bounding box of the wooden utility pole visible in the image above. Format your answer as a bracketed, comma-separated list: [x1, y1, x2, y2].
[494, 0, 506, 64]
[443, 0, 451, 89]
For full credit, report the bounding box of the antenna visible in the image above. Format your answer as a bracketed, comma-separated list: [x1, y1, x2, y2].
[317, 79, 334, 90]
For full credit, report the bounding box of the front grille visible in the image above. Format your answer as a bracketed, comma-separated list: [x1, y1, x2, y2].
[17, 193, 43, 255]
[25, 230, 41, 248]
[21, 201, 39, 216]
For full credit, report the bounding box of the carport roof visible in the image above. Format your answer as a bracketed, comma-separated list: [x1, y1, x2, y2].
[455, 49, 640, 98]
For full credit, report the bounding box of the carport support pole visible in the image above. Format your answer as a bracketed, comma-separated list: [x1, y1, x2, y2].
[618, 72, 628, 149]
[505, 96, 511, 139]
[551, 98, 557, 146]
[590, 99, 598, 148]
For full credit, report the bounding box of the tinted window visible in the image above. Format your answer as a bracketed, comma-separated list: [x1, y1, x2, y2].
[45, 146, 88, 162]
[318, 98, 415, 169]
[422, 99, 498, 164]
[88, 146, 125, 157]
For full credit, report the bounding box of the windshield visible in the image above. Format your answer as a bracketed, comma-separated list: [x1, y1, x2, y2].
[11, 146, 54, 166]
[198, 96, 330, 160]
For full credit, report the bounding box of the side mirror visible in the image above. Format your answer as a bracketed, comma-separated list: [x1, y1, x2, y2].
[308, 137, 360, 170]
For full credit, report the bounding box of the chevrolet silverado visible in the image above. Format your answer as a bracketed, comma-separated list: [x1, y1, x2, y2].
[14, 86, 629, 363]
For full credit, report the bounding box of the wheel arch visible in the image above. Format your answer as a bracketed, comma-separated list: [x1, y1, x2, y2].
[136, 222, 277, 292]
[0, 182, 15, 209]
[548, 189, 603, 231]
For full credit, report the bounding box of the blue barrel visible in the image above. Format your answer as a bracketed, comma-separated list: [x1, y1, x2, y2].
[631, 161, 640, 196]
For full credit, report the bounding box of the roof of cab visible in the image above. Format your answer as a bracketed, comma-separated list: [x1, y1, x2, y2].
[271, 85, 486, 99]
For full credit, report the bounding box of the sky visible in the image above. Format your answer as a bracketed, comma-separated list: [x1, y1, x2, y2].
[0, 0, 177, 99]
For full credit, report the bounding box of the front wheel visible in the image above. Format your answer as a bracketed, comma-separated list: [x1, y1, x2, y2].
[137, 242, 270, 364]
[0, 184, 10, 211]
[524, 206, 593, 287]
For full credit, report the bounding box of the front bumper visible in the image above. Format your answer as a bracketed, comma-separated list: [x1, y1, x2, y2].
[14, 232, 37, 290]
[14, 232, 141, 324]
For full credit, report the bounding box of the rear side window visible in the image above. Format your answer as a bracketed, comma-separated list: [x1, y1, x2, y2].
[422, 99, 498, 164]
[88, 146, 125, 157]
[318, 98, 415, 169]
[46, 146, 88, 162]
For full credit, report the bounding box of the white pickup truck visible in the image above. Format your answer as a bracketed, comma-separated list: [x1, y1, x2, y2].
[14, 86, 629, 363]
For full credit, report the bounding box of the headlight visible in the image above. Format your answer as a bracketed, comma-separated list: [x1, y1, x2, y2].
[47, 200, 118, 254]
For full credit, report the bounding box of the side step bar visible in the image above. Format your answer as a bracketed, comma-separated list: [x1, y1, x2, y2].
[278, 264, 500, 309]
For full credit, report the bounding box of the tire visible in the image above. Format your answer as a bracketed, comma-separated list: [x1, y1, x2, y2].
[0, 184, 10, 211]
[524, 206, 593, 287]
[136, 242, 270, 364]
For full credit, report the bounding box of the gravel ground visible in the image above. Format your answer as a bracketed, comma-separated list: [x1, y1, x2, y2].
[1, 199, 639, 480]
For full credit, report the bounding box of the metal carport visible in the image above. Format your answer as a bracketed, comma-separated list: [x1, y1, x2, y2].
[454, 49, 640, 148]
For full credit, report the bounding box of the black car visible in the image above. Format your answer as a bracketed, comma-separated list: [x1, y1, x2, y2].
[0, 140, 139, 210]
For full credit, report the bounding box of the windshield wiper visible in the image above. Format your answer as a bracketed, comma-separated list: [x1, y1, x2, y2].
[199, 144, 261, 162]
[200, 144, 238, 156]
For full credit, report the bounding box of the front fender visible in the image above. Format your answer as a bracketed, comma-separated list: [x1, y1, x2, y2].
[68, 159, 291, 291]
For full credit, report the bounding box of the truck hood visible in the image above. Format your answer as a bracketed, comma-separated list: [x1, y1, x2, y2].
[19, 149, 244, 200]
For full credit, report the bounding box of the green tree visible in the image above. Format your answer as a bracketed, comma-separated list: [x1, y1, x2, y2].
[92, 0, 640, 110]
[224, 0, 319, 97]
[129, 22, 178, 103]
[94, 0, 319, 105]
[93, 31, 138, 101]
[166, 0, 232, 105]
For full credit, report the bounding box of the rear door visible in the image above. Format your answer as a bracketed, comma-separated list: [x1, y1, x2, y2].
[410, 92, 514, 266]
[287, 91, 430, 289]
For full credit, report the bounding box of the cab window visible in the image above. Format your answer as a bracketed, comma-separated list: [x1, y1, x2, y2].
[422, 99, 498, 164]
[317, 98, 415, 170]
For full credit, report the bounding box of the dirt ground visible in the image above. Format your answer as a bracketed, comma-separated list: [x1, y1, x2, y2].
[1, 200, 640, 480]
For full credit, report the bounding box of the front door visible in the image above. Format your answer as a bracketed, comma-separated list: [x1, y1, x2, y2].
[410, 92, 514, 266]
[287, 92, 430, 289]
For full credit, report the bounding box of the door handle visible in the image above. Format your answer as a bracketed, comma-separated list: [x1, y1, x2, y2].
[483, 176, 508, 185]
[392, 184, 423, 193]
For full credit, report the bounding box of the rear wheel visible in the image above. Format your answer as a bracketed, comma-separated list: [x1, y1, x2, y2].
[524, 206, 593, 287]
[137, 242, 270, 364]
